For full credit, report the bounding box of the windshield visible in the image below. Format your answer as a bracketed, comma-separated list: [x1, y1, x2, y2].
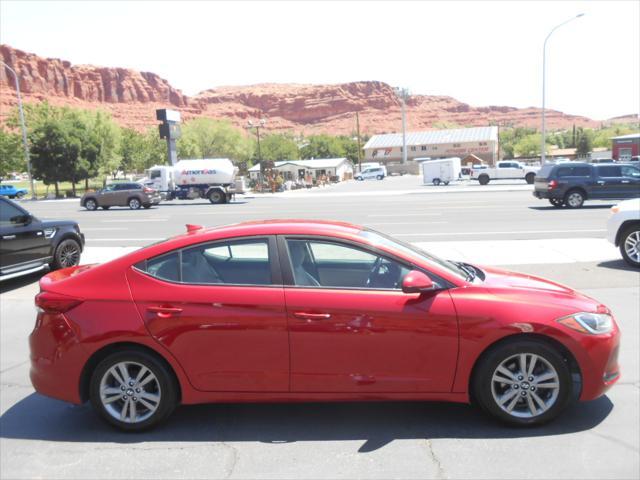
[359, 228, 469, 281]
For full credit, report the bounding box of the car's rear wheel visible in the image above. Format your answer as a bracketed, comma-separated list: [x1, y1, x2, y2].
[52, 238, 81, 270]
[620, 225, 640, 268]
[525, 173, 535, 184]
[84, 198, 98, 211]
[472, 339, 572, 426]
[549, 198, 564, 208]
[478, 174, 490, 185]
[564, 190, 585, 209]
[128, 197, 141, 210]
[90, 350, 177, 431]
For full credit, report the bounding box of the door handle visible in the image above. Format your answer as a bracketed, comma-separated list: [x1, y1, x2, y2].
[293, 312, 331, 320]
[597, 181, 605, 185]
[621, 180, 630, 184]
[147, 305, 183, 318]
[1, 235, 16, 240]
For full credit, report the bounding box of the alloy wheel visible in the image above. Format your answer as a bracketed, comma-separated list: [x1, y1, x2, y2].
[85, 199, 97, 210]
[624, 231, 640, 264]
[99, 361, 161, 424]
[129, 198, 141, 209]
[490, 353, 560, 419]
[57, 240, 81, 268]
[566, 192, 583, 208]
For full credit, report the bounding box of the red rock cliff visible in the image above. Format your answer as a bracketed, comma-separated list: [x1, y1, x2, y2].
[1, 44, 601, 134]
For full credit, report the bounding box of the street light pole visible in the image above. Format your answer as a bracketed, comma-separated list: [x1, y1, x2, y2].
[541, 13, 584, 165]
[1, 61, 35, 199]
[395, 87, 409, 165]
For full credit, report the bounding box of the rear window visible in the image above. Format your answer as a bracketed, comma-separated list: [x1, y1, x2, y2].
[537, 165, 555, 179]
[556, 166, 591, 178]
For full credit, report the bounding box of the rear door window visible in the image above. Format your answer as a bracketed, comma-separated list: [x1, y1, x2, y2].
[597, 166, 622, 177]
[621, 165, 640, 178]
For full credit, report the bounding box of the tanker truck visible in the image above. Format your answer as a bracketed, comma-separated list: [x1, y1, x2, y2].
[144, 158, 242, 204]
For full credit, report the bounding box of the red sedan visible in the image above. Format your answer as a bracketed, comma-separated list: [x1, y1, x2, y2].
[30, 220, 620, 430]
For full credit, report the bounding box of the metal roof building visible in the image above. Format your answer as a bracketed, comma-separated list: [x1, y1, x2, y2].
[363, 126, 499, 169]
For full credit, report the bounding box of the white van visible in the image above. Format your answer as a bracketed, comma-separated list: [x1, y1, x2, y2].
[355, 166, 386, 181]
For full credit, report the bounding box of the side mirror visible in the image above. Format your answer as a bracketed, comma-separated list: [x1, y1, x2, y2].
[402, 270, 436, 294]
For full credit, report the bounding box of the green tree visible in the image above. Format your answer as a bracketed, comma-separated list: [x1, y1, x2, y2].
[257, 133, 299, 162]
[178, 118, 252, 162]
[29, 120, 77, 198]
[514, 133, 546, 157]
[576, 130, 593, 156]
[300, 134, 345, 159]
[0, 128, 24, 179]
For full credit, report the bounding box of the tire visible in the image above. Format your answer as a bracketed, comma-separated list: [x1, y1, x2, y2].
[143, 204, 151, 209]
[433, 178, 441, 186]
[89, 350, 178, 432]
[356, 176, 363, 181]
[444, 181, 450, 186]
[525, 173, 535, 184]
[564, 189, 585, 209]
[128, 197, 141, 210]
[208, 189, 225, 204]
[16, 191, 25, 199]
[549, 198, 564, 208]
[84, 198, 98, 211]
[101, 206, 110, 210]
[472, 339, 573, 426]
[619, 225, 640, 268]
[376, 175, 384, 180]
[51, 238, 82, 270]
[478, 174, 490, 185]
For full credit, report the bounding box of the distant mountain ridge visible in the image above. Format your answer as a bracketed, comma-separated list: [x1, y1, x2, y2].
[1, 44, 631, 135]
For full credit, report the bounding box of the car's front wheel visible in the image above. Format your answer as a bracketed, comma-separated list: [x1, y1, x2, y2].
[84, 198, 98, 211]
[15, 191, 25, 199]
[620, 225, 640, 268]
[472, 339, 572, 426]
[51, 238, 82, 270]
[90, 350, 177, 431]
[525, 173, 535, 184]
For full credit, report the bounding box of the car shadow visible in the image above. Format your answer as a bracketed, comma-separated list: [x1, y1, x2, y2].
[528, 204, 615, 211]
[597, 259, 638, 272]
[0, 394, 613, 451]
[0, 270, 47, 294]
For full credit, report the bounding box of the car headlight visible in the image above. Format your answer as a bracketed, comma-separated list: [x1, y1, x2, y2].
[557, 312, 613, 335]
[43, 227, 57, 239]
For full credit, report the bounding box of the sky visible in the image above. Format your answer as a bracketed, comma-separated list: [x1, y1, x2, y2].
[1, 0, 639, 120]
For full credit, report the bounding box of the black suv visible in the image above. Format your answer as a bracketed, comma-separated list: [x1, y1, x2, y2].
[0, 197, 85, 281]
[533, 162, 640, 208]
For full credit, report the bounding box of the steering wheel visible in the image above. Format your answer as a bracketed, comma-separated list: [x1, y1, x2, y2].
[365, 257, 384, 287]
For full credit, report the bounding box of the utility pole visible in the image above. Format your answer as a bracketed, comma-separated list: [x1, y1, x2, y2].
[394, 87, 409, 164]
[355, 111, 362, 172]
[1, 61, 35, 199]
[247, 119, 266, 187]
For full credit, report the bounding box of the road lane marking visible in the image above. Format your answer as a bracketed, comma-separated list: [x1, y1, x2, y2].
[100, 219, 169, 223]
[85, 238, 163, 242]
[394, 229, 607, 237]
[80, 227, 128, 231]
[367, 213, 443, 217]
[367, 222, 448, 226]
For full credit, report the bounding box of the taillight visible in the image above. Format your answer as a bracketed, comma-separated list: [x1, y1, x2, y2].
[548, 180, 558, 190]
[143, 187, 154, 194]
[35, 291, 83, 314]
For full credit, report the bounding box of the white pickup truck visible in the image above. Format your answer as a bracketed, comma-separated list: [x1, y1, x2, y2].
[471, 161, 540, 185]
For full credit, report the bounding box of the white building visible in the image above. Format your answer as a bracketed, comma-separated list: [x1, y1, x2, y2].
[363, 126, 499, 172]
[248, 158, 354, 182]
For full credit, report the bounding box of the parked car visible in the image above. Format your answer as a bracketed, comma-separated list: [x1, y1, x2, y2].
[533, 162, 640, 208]
[0, 184, 28, 199]
[606, 198, 640, 267]
[30, 220, 619, 430]
[630, 156, 640, 163]
[81, 182, 161, 210]
[471, 161, 540, 185]
[355, 167, 385, 181]
[0, 197, 84, 281]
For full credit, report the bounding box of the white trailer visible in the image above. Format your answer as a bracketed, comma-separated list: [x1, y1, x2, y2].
[144, 158, 240, 204]
[421, 157, 462, 186]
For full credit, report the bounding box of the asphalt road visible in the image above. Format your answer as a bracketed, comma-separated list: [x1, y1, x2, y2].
[1, 176, 639, 479]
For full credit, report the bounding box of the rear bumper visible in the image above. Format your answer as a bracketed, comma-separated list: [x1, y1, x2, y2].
[533, 190, 563, 200]
[29, 312, 86, 404]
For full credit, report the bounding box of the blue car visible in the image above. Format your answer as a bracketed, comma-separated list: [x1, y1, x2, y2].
[0, 184, 28, 199]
